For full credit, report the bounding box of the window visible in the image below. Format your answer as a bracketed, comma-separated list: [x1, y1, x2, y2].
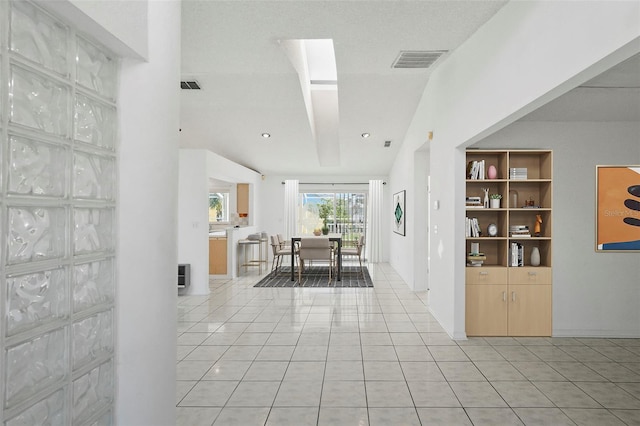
[299, 192, 366, 247]
[209, 192, 230, 222]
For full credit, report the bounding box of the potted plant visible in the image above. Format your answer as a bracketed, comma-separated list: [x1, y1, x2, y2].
[321, 219, 329, 235]
[490, 193, 502, 209]
[318, 201, 332, 235]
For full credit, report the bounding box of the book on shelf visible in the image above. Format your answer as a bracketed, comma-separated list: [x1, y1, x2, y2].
[509, 225, 531, 238]
[467, 255, 487, 261]
[465, 196, 483, 208]
[510, 242, 524, 267]
[509, 167, 527, 180]
[467, 160, 485, 180]
[465, 217, 482, 238]
[467, 251, 486, 266]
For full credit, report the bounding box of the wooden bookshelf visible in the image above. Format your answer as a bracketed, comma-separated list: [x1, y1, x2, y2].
[465, 149, 552, 336]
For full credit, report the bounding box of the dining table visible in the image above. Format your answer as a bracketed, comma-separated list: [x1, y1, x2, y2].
[291, 233, 342, 282]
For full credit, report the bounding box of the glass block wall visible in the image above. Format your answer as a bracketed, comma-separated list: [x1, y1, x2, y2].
[0, 1, 117, 424]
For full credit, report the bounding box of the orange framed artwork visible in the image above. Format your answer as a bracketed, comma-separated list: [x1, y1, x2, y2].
[596, 165, 640, 252]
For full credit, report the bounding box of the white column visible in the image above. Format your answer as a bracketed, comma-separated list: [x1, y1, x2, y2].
[116, 0, 181, 424]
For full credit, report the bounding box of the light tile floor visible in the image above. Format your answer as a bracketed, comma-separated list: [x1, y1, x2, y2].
[176, 263, 640, 425]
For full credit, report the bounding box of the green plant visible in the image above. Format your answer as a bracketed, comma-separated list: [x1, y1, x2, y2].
[209, 194, 223, 220]
[318, 200, 332, 231]
[490, 193, 502, 199]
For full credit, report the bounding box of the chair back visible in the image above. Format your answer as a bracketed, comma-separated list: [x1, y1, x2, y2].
[299, 237, 332, 261]
[357, 235, 365, 254]
[277, 234, 287, 248]
[270, 235, 280, 255]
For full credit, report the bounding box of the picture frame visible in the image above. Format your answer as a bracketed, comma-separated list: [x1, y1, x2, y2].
[393, 190, 406, 236]
[595, 165, 640, 252]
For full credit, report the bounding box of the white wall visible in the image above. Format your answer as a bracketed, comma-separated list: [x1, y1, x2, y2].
[474, 121, 640, 337]
[390, 0, 640, 339]
[57, 0, 180, 423]
[413, 149, 430, 291]
[48, 0, 148, 59]
[177, 149, 263, 285]
[178, 151, 209, 295]
[258, 174, 390, 262]
[117, 0, 181, 424]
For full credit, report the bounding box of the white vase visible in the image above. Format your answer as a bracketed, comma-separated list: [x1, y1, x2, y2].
[530, 247, 541, 267]
[490, 199, 500, 209]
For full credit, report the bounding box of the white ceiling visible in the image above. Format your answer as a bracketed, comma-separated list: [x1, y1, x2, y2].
[179, 1, 639, 177]
[520, 53, 640, 122]
[179, 0, 508, 176]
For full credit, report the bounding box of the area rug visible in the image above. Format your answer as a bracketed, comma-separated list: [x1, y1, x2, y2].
[254, 266, 373, 288]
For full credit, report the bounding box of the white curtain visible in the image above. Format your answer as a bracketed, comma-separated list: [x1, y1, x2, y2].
[367, 179, 384, 262]
[283, 179, 299, 238]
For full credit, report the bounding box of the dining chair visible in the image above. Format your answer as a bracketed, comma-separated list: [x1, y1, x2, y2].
[298, 237, 334, 283]
[340, 235, 365, 277]
[276, 234, 290, 250]
[270, 235, 292, 275]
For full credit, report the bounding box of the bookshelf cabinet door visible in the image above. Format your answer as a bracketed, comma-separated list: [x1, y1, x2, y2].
[507, 285, 551, 336]
[466, 284, 508, 336]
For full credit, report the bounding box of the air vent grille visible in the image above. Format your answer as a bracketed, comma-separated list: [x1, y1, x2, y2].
[392, 50, 448, 69]
[181, 80, 201, 90]
[384, 140, 391, 148]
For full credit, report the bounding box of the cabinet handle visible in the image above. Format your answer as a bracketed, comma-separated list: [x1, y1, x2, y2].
[528, 272, 537, 276]
[503, 291, 506, 302]
[512, 291, 516, 302]
[479, 271, 489, 276]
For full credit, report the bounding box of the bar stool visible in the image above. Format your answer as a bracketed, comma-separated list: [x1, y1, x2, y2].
[238, 238, 262, 274]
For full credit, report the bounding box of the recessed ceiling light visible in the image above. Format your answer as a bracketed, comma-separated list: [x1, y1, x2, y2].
[361, 133, 370, 138]
[261, 133, 271, 138]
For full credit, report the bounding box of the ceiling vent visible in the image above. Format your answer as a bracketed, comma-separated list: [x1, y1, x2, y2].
[180, 80, 201, 90]
[392, 50, 448, 69]
[384, 140, 391, 148]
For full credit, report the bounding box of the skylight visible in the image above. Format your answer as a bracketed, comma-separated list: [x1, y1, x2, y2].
[281, 38, 340, 167]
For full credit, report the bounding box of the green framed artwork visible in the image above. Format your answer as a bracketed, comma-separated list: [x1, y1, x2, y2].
[595, 165, 640, 251]
[393, 190, 406, 236]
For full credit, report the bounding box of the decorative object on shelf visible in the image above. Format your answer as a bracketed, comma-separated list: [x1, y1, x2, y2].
[470, 242, 480, 254]
[313, 229, 322, 236]
[487, 165, 497, 179]
[530, 246, 541, 267]
[526, 197, 536, 207]
[490, 194, 502, 209]
[509, 189, 519, 208]
[393, 190, 406, 236]
[534, 214, 543, 237]
[487, 223, 498, 237]
[482, 188, 489, 208]
[595, 165, 640, 251]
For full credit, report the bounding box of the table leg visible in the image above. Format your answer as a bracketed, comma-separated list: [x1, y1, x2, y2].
[337, 239, 341, 281]
[290, 238, 295, 281]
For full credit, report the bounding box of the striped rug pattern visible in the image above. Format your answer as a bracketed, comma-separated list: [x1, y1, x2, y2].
[254, 265, 373, 288]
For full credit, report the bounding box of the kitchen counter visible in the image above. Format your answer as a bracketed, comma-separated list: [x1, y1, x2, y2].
[207, 226, 259, 278]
